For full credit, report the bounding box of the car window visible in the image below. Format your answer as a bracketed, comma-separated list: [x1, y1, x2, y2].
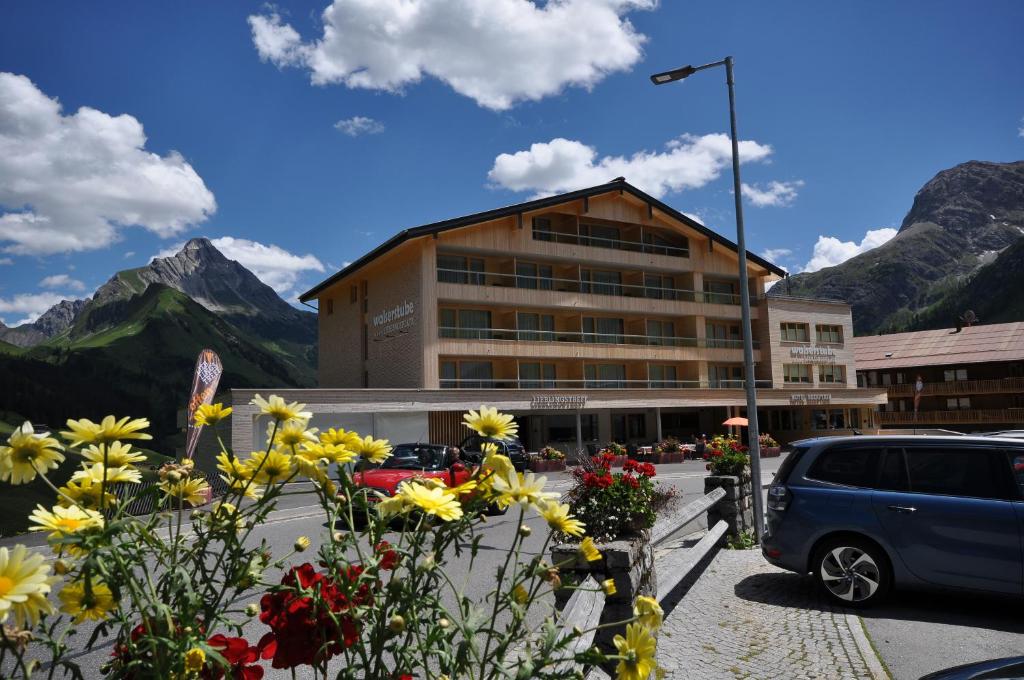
[806, 447, 881, 487]
[1006, 451, 1024, 498]
[461, 436, 483, 453]
[904, 447, 1006, 499]
[773, 446, 807, 485]
[876, 448, 908, 491]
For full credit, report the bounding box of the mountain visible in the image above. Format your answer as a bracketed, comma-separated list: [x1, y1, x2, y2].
[0, 239, 317, 452]
[0, 299, 89, 347]
[776, 160, 1024, 334]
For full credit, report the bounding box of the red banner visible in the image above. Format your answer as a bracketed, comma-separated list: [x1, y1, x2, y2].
[185, 349, 223, 459]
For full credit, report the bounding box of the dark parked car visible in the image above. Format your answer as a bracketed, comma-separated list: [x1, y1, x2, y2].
[919, 656, 1024, 679]
[762, 435, 1024, 606]
[459, 434, 529, 471]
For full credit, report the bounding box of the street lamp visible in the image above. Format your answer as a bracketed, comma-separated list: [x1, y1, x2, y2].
[650, 56, 766, 543]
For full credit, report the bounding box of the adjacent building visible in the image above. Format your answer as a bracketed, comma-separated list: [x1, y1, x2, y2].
[231, 179, 887, 453]
[853, 322, 1024, 432]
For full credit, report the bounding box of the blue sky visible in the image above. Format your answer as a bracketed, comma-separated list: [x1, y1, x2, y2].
[1, 0, 1022, 324]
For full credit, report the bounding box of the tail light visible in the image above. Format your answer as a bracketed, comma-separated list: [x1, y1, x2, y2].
[767, 484, 791, 511]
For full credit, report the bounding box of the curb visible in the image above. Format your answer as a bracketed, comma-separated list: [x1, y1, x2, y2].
[846, 613, 891, 680]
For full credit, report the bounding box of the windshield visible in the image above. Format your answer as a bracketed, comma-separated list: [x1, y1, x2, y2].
[380, 445, 446, 471]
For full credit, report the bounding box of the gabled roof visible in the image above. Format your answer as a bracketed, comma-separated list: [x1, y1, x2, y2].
[300, 178, 788, 301]
[852, 322, 1024, 370]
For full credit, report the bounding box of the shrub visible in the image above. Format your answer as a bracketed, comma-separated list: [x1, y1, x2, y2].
[703, 435, 751, 476]
[539, 445, 566, 461]
[758, 432, 779, 448]
[600, 442, 626, 457]
[653, 437, 681, 454]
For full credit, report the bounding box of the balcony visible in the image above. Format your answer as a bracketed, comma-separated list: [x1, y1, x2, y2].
[877, 408, 1024, 426]
[884, 377, 1024, 398]
[531, 229, 690, 258]
[438, 326, 757, 349]
[439, 378, 773, 389]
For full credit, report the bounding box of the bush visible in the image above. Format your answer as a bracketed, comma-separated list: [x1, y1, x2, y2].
[599, 442, 626, 457]
[539, 445, 566, 461]
[703, 435, 750, 476]
[758, 432, 779, 448]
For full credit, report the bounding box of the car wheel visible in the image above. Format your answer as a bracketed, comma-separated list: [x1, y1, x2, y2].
[812, 536, 891, 607]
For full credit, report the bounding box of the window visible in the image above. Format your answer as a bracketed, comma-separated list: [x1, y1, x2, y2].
[325, 298, 334, 315]
[709, 365, 743, 388]
[812, 409, 828, 430]
[643, 231, 689, 257]
[440, 361, 457, 387]
[649, 364, 678, 388]
[706, 321, 741, 348]
[458, 361, 493, 388]
[1006, 451, 1024, 497]
[517, 313, 554, 341]
[584, 364, 626, 388]
[350, 285, 358, 304]
[583, 317, 625, 344]
[904, 447, 1007, 499]
[819, 364, 846, 384]
[580, 269, 622, 296]
[439, 308, 491, 339]
[646, 320, 675, 346]
[780, 322, 810, 343]
[612, 413, 647, 441]
[437, 255, 484, 284]
[943, 368, 968, 382]
[783, 364, 812, 383]
[828, 409, 846, 428]
[439, 308, 457, 337]
[703, 280, 737, 304]
[519, 362, 556, 388]
[807, 447, 881, 487]
[532, 217, 554, 242]
[815, 324, 843, 344]
[516, 261, 553, 290]
[643, 274, 675, 300]
[580, 223, 621, 249]
[946, 397, 972, 410]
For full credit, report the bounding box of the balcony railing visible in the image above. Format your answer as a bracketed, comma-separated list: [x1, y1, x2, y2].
[532, 229, 690, 258]
[877, 408, 1024, 425]
[438, 327, 757, 349]
[884, 377, 1024, 398]
[436, 268, 746, 306]
[439, 378, 774, 390]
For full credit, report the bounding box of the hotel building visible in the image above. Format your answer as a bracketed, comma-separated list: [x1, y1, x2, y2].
[853, 321, 1024, 432]
[230, 179, 887, 453]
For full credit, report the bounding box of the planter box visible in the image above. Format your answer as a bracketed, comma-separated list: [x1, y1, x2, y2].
[529, 459, 566, 473]
[705, 474, 754, 538]
[652, 451, 685, 464]
[760, 446, 781, 458]
[607, 454, 627, 468]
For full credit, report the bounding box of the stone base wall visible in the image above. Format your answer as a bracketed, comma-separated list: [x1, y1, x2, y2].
[705, 474, 754, 538]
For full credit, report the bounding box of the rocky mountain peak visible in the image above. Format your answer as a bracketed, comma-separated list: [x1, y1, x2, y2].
[0, 297, 89, 347]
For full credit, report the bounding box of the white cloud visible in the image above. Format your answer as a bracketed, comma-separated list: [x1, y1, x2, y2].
[0, 291, 65, 326]
[155, 237, 325, 297]
[1019, 116, 1023, 138]
[488, 134, 774, 199]
[248, 0, 655, 111]
[334, 116, 385, 136]
[761, 248, 792, 262]
[802, 227, 898, 273]
[123, 251, 135, 258]
[0, 72, 216, 256]
[39, 274, 86, 291]
[742, 180, 804, 207]
[0, 257, 12, 265]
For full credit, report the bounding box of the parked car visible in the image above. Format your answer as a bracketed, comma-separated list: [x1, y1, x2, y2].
[459, 434, 529, 471]
[976, 430, 1024, 440]
[761, 435, 1024, 607]
[919, 655, 1024, 679]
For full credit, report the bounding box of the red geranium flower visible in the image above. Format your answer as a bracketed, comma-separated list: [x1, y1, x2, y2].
[204, 634, 264, 680]
[375, 541, 399, 570]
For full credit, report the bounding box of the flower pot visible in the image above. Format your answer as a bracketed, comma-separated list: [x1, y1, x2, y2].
[608, 455, 627, 468]
[529, 459, 566, 473]
[653, 452, 684, 464]
[760, 446, 781, 458]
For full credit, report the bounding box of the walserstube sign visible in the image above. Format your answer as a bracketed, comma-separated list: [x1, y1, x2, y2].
[372, 300, 415, 337]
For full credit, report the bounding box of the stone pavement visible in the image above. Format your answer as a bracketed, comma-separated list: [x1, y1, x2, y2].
[658, 549, 886, 680]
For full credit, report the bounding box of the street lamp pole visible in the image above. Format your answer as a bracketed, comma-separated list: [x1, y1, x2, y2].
[651, 56, 765, 543]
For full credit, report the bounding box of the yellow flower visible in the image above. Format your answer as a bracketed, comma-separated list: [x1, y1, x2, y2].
[28, 505, 103, 545]
[602, 579, 617, 596]
[351, 435, 392, 464]
[184, 646, 206, 673]
[71, 463, 142, 485]
[57, 580, 115, 623]
[613, 623, 658, 680]
[398, 482, 463, 521]
[512, 584, 529, 605]
[537, 501, 586, 537]
[193, 403, 232, 427]
[463, 406, 518, 441]
[293, 446, 329, 482]
[579, 537, 602, 563]
[446, 478, 478, 496]
[266, 420, 317, 449]
[61, 415, 151, 447]
[246, 449, 296, 485]
[481, 449, 514, 482]
[491, 471, 558, 509]
[293, 536, 311, 552]
[207, 501, 243, 530]
[375, 492, 409, 518]
[159, 477, 211, 507]
[56, 477, 116, 510]
[0, 545, 56, 627]
[320, 428, 361, 449]
[0, 422, 65, 485]
[251, 394, 311, 423]
[80, 441, 147, 468]
[216, 451, 250, 482]
[633, 596, 664, 631]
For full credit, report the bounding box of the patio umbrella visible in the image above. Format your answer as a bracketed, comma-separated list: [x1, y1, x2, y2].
[722, 416, 748, 427]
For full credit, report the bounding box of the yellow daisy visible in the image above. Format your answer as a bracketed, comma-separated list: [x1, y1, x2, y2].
[61, 415, 151, 447]
[320, 427, 361, 449]
[80, 441, 147, 468]
[206, 501, 243, 530]
[463, 406, 518, 441]
[216, 451, 251, 483]
[246, 449, 296, 485]
[193, 403, 232, 427]
[633, 596, 664, 631]
[602, 579, 617, 596]
[183, 647, 206, 673]
[267, 420, 318, 448]
[319, 442, 356, 466]
[375, 492, 409, 518]
[56, 477, 116, 511]
[398, 482, 463, 522]
[57, 579, 116, 623]
[612, 623, 658, 680]
[71, 463, 142, 485]
[579, 537, 602, 563]
[250, 394, 311, 423]
[512, 584, 529, 605]
[491, 471, 558, 509]
[0, 545, 56, 627]
[537, 501, 586, 537]
[0, 422, 65, 485]
[351, 436, 392, 464]
[159, 477, 211, 507]
[28, 504, 103, 543]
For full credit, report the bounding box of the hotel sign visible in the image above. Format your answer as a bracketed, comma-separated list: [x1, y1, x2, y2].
[372, 300, 415, 337]
[789, 346, 836, 362]
[530, 394, 587, 410]
[788, 393, 831, 405]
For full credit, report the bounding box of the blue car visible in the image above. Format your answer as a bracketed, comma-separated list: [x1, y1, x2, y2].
[762, 435, 1024, 606]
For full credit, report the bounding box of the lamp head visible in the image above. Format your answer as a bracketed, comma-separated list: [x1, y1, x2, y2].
[650, 65, 696, 85]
